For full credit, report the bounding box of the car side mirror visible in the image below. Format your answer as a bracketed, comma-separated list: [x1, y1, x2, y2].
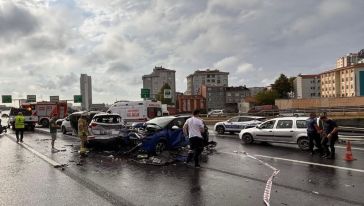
[172, 125, 179, 130]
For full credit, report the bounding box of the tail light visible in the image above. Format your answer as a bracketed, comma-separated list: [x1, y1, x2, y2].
[89, 122, 98, 128]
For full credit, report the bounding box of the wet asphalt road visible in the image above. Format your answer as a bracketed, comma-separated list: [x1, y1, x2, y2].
[1, 127, 364, 206]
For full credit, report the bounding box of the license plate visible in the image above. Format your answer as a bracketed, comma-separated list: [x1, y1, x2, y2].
[111, 130, 119, 135]
[92, 130, 101, 135]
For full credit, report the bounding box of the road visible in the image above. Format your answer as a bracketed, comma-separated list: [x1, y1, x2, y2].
[1, 127, 364, 206]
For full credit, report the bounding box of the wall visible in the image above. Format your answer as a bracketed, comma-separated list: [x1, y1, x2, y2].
[276, 97, 364, 109]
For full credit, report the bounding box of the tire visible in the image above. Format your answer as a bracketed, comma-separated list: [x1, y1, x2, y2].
[216, 126, 225, 135]
[155, 140, 167, 155]
[297, 137, 310, 151]
[41, 119, 49, 128]
[242, 133, 254, 144]
[62, 126, 67, 134]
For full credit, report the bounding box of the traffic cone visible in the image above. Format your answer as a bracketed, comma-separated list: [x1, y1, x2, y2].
[344, 141, 356, 161]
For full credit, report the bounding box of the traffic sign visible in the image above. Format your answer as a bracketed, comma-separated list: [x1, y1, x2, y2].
[26, 95, 36, 102]
[74, 95, 82, 103]
[2, 95, 12, 103]
[50, 96, 59, 102]
[141, 88, 150, 98]
[164, 89, 172, 99]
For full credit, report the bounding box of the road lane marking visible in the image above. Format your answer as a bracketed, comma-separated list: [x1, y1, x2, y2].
[5, 134, 62, 168]
[253, 154, 364, 173]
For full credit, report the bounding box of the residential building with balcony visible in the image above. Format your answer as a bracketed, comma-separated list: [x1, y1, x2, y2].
[186, 69, 229, 95]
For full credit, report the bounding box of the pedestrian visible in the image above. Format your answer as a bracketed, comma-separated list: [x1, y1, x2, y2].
[320, 114, 339, 159]
[49, 113, 59, 151]
[183, 109, 205, 168]
[306, 112, 322, 155]
[78, 113, 89, 157]
[15, 112, 25, 143]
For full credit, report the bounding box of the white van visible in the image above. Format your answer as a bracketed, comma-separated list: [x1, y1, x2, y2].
[107, 100, 162, 125]
[207, 110, 224, 117]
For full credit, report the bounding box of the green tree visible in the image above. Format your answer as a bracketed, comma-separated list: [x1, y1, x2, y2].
[255, 90, 279, 105]
[272, 74, 291, 98]
[156, 83, 173, 105]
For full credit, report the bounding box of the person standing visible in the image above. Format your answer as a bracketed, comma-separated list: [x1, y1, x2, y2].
[320, 114, 338, 159]
[49, 113, 59, 150]
[15, 112, 25, 143]
[306, 112, 322, 155]
[183, 109, 205, 168]
[78, 113, 89, 157]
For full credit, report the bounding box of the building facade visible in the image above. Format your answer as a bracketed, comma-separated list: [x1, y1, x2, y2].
[80, 74, 92, 110]
[177, 95, 206, 113]
[321, 64, 364, 98]
[225, 86, 250, 104]
[142, 66, 176, 104]
[186, 69, 229, 95]
[293, 74, 321, 99]
[200, 85, 225, 111]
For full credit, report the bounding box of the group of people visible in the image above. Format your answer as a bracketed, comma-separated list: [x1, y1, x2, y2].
[307, 112, 338, 159]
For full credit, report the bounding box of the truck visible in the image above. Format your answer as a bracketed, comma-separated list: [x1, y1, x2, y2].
[8, 108, 38, 131]
[21, 101, 68, 127]
[107, 100, 162, 125]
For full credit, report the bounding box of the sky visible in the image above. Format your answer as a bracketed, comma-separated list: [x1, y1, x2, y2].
[0, 0, 363, 104]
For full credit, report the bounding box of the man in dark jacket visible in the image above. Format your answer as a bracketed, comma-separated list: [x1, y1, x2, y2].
[320, 114, 338, 159]
[306, 113, 322, 155]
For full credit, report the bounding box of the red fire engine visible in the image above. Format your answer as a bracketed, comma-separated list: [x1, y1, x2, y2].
[21, 101, 68, 127]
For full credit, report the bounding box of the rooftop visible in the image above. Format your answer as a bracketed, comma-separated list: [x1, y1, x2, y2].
[187, 69, 229, 77]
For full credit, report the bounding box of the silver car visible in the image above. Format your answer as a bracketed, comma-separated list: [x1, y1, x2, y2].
[239, 117, 310, 150]
[87, 113, 126, 144]
[214, 116, 266, 134]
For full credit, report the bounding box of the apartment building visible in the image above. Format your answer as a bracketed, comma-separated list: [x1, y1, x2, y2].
[200, 85, 226, 111]
[142, 66, 176, 104]
[186, 69, 229, 95]
[321, 63, 364, 98]
[293, 74, 321, 99]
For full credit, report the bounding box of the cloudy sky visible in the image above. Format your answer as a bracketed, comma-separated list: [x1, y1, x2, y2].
[0, 0, 363, 104]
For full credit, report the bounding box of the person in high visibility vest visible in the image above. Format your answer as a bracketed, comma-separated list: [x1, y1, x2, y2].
[15, 112, 25, 143]
[78, 113, 89, 157]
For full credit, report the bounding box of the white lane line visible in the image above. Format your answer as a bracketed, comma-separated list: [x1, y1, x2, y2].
[6, 134, 62, 168]
[254, 154, 364, 173]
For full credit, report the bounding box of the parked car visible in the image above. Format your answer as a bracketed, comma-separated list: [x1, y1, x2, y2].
[138, 115, 209, 155]
[207, 110, 224, 117]
[61, 116, 72, 134]
[238, 117, 310, 150]
[87, 113, 126, 145]
[214, 116, 266, 134]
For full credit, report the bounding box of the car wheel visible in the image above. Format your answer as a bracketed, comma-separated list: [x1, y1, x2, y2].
[242, 134, 254, 144]
[216, 126, 225, 135]
[298, 137, 310, 151]
[155, 140, 166, 155]
[62, 126, 67, 134]
[41, 119, 49, 128]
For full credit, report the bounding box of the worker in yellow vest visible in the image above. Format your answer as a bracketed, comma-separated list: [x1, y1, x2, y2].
[15, 112, 25, 143]
[78, 113, 89, 157]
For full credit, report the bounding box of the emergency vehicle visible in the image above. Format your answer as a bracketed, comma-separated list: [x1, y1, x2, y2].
[21, 101, 68, 127]
[107, 100, 162, 125]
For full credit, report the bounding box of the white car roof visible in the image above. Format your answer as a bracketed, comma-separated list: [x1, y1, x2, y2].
[270, 117, 309, 121]
[93, 112, 121, 117]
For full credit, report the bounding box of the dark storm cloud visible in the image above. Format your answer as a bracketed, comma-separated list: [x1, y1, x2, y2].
[0, 3, 39, 41]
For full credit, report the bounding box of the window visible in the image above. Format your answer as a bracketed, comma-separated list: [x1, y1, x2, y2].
[342, 78, 344, 82]
[351, 85, 353, 89]
[276, 120, 293, 129]
[296, 120, 307, 128]
[227, 92, 231, 96]
[217, 80, 221, 84]
[229, 117, 239, 122]
[238, 117, 250, 122]
[259, 120, 276, 129]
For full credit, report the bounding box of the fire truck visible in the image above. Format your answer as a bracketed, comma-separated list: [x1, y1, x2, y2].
[21, 101, 68, 127]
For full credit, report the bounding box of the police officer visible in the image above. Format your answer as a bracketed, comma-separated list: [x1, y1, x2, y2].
[320, 114, 338, 159]
[15, 112, 25, 143]
[78, 113, 89, 157]
[306, 112, 322, 155]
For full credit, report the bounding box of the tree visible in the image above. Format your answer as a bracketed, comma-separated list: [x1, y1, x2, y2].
[255, 90, 279, 105]
[156, 83, 173, 105]
[272, 74, 291, 98]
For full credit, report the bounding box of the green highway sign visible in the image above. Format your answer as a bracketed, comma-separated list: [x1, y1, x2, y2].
[2, 95, 12, 103]
[27, 95, 36, 103]
[141, 88, 150, 98]
[74, 95, 82, 103]
[50, 96, 59, 102]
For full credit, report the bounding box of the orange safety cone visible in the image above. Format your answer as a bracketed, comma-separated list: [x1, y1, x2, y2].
[344, 141, 356, 161]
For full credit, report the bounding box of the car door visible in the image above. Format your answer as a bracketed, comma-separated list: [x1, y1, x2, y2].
[224, 117, 239, 132]
[254, 120, 276, 141]
[236, 117, 254, 130]
[273, 119, 294, 142]
[167, 117, 187, 148]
